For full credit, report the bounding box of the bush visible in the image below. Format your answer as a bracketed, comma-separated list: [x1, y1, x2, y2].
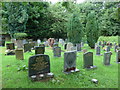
[14, 33, 28, 40]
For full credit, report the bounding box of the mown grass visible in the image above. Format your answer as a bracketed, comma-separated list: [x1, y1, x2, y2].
[1, 42, 118, 88]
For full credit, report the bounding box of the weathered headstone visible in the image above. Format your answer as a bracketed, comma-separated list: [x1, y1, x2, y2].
[53, 47, 61, 57]
[28, 54, 54, 81]
[37, 39, 41, 46]
[6, 43, 15, 50]
[116, 50, 120, 63]
[103, 52, 112, 65]
[16, 40, 23, 48]
[96, 46, 101, 56]
[66, 43, 73, 51]
[64, 51, 79, 74]
[106, 46, 110, 52]
[15, 49, 24, 60]
[24, 43, 31, 52]
[76, 43, 81, 51]
[35, 46, 45, 54]
[83, 52, 97, 69]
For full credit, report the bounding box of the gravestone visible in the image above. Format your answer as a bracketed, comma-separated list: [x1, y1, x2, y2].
[28, 54, 54, 81]
[103, 52, 112, 65]
[15, 49, 24, 60]
[53, 47, 61, 57]
[23, 39, 28, 44]
[0, 35, 5, 46]
[66, 43, 73, 51]
[37, 39, 41, 46]
[64, 51, 79, 74]
[83, 52, 97, 69]
[106, 46, 110, 52]
[76, 43, 81, 51]
[30, 42, 35, 49]
[16, 40, 23, 48]
[11, 39, 17, 46]
[116, 50, 120, 63]
[59, 39, 63, 44]
[64, 43, 67, 50]
[6, 43, 15, 50]
[35, 46, 45, 54]
[24, 43, 31, 52]
[96, 46, 101, 56]
[81, 42, 84, 47]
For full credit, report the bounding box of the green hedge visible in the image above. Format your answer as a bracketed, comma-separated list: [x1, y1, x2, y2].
[14, 33, 28, 39]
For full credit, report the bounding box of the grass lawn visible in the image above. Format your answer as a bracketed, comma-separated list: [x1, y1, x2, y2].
[1, 43, 118, 88]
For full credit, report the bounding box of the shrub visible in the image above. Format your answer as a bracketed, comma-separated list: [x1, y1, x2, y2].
[14, 33, 28, 40]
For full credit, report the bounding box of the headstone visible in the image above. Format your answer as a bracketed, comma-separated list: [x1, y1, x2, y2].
[15, 49, 24, 60]
[66, 42, 73, 51]
[53, 47, 61, 57]
[64, 43, 67, 50]
[28, 54, 54, 81]
[64, 51, 79, 74]
[96, 46, 101, 56]
[29, 42, 36, 50]
[6, 43, 15, 50]
[76, 43, 81, 51]
[116, 50, 120, 63]
[0, 35, 5, 47]
[35, 46, 45, 54]
[24, 43, 31, 52]
[37, 39, 41, 46]
[23, 39, 28, 44]
[16, 40, 23, 48]
[83, 52, 97, 69]
[103, 52, 112, 65]
[11, 39, 17, 46]
[59, 39, 63, 45]
[106, 46, 110, 52]
[81, 42, 84, 47]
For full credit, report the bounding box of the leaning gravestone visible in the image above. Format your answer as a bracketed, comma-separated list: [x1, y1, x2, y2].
[116, 50, 120, 63]
[76, 43, 81, 51]
[103, 52, 112, 65]
[24, 43, 31, 52]
[28, 54, 54, 81]
[15, 49, 24, 60]
[66, 42, 73, 51]
[96, 46, 101, 56]
[83, 52, 97, 69]
[64, 51, 79, 74]
[53, 47, 61, 57]
[6, 43, 15, 50]
[35, 46, 45, 54]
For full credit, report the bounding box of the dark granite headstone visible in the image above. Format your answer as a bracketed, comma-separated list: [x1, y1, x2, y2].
[24, 43, 31, 52]
[35, 46, 45, 54]
[96, 46, 101, 56]
[83, 52, 97, 69]
[116, 50, 120, 63]
[15, 49, 24, 60]
[6, 43, 15, 50]
[64, 51, 79, 74]
[53, 47, 61, 57]
[103, 52, 112, 65]
[28, 54, 54, 81]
